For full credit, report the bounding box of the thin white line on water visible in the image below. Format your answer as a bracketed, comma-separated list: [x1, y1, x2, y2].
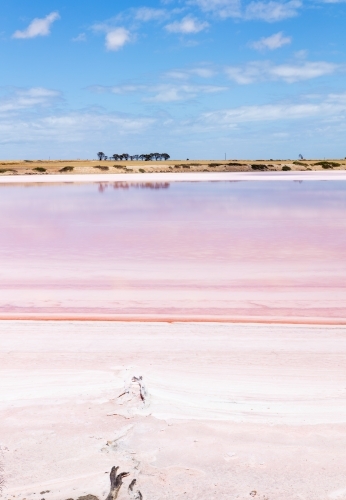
[1, 171, 346, 184]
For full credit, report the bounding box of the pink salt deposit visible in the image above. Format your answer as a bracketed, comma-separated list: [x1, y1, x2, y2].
[1, 321, 346, 500]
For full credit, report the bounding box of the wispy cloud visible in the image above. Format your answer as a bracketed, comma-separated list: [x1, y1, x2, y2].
[244, 0, 302, 21]
[134, 7, 169, 21]
[0, 112, 155, 148]
[199, 92, 346, 126]
[189, 0, 300, 20]
[89, 83, 227, 102]
[72, 33, 87, 42]
[165, 67, 215, 79]
[250, 32, 292, 50]
[189, 0, 241, 19]
[12, 12, 60, 39]
[165, 16, 209, 33]
[0, 87, 61, 114]
[225, 60, 339, 84]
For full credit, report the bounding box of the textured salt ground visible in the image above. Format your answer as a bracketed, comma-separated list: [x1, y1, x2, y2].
[1, 321, 346, 500]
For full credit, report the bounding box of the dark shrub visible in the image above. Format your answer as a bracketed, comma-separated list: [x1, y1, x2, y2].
[59, 166, 74, 172]
[282, 166, 291, 171]
[251, 164, 267, 170]
[33, 167, 46, 172]
[314, 161, 340, 169]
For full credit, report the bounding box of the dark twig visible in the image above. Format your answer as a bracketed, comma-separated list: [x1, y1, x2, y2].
[128, 479, 143, 500]
[105, 466, 130, 500]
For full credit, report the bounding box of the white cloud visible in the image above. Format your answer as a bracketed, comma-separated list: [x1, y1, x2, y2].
[105, 28, 131, 51]
[251, 32, 291, 50]
[72, 33, 87, 42]
[189, 0, 241, 18]
[88, 83, 227, 102]
[225, 60, 339, 84]
[0, 87, 61, 114]
[165, 16, 209, 34]
[12, 12, 60, 39]
[244, 0, 301, 21]
[200, 92, 346, 127]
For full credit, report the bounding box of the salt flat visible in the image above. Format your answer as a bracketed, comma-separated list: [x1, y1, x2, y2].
[1, 171, 346, 184]
[1, 321, 346, 500]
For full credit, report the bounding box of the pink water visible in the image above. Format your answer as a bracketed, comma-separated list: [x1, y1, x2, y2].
[1, 180, 346, 322]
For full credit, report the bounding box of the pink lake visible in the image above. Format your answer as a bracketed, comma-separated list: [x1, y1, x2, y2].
[1, 180, 346, 323]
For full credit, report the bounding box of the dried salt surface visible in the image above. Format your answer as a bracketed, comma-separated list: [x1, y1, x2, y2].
[1, 171, 346, 184]
[1, 321, 346, 500]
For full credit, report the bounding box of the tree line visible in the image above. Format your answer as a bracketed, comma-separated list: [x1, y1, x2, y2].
[97, 152, 170, 161]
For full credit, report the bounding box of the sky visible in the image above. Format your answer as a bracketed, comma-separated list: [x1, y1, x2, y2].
[0, 0, 346, 159]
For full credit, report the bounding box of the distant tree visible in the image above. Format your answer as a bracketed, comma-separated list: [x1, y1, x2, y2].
[161, 153, 170, 161]
[112, 154, 120, 161]
[122, 154, 129, 161]
[152, 153, 161, 160]
[104, 156, 108, 160]
[139, 154, 145, 161]
[97, 152, 105, 161]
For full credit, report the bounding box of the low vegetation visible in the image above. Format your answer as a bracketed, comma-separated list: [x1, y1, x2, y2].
[314, 161, 340, 169]
[59, 166, 74, 172]
[33, 167, 47, 172]
[251, 164, 268, 170]
[293, 161, 308, 166]
[282, 166, 291, 171]
[94, 166, 109, 171]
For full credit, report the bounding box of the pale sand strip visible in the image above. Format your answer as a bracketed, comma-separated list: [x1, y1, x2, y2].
[1, 321, 346, 499]
[1, 171, 346, 184]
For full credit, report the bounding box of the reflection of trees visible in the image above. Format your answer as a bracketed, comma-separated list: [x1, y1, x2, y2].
[97, 182, 170, 192]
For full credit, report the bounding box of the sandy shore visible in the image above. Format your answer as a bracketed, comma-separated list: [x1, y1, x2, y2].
[1, 321, 346, 500]
[1, 158, 346, 178]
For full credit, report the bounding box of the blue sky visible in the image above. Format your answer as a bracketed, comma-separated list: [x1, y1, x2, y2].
[1, 0, 345, 159]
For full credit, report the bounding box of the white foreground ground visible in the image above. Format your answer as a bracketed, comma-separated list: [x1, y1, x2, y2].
[1, 321, 346, 500]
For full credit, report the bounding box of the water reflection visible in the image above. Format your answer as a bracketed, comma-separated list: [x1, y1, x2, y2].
[98, 182, 170, 192]
[0, 180, 346, 321]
